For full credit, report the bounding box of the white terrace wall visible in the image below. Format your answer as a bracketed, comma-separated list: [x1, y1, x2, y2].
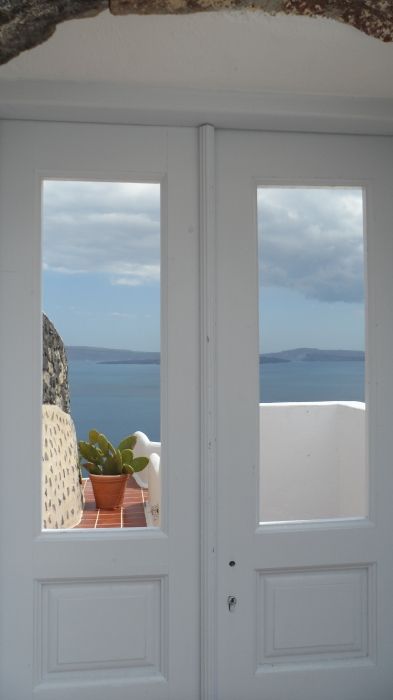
[259, 402, 366, 522]
[42, 404, 84, 529]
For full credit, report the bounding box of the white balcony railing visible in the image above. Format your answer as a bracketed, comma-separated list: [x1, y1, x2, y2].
[259, 401, 367, 522]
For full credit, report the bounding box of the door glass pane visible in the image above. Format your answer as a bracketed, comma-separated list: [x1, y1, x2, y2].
[258, 187, 367, 523]
[42, 180, 161, 530]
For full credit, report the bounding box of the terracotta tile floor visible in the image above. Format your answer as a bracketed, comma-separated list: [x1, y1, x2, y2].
[76, 477, 148, 528]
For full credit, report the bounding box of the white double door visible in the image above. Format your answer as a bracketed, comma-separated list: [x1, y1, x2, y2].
[0, 122, 393, 700]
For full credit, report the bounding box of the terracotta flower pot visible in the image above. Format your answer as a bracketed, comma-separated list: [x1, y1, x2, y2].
[89, 473, 128, 510]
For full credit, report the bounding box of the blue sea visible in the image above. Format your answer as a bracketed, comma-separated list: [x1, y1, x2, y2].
[68, 360, 365, 445]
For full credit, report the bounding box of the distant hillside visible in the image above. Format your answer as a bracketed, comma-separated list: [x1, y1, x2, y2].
[260, 348, 364, 363]
[259, 356, 289, 364]
[66, 346, 160, 364]
[67, 345, 364, 365]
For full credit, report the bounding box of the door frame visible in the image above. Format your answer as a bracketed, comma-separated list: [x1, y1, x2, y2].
[0, 112, 392, 699]
[1, 81, 393, 135]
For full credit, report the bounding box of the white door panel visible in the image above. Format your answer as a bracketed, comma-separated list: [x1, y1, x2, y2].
[0, 122, 199, 700]
[216, 130, 393, 699]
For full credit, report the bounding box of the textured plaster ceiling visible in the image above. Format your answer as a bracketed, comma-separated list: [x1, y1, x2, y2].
[1, 9, 393, 100]
[0, 1, 393, 66]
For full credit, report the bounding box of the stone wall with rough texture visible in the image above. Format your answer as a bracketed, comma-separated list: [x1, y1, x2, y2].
[43, 313, 70, 414]
[0, 1, 392, 65]
[42, 404, 84, 529]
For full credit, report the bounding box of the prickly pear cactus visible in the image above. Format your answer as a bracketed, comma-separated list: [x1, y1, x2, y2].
[79, 431, 149, 476]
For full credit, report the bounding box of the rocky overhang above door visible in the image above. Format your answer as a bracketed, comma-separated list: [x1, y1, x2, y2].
[1, 0, 392, 66]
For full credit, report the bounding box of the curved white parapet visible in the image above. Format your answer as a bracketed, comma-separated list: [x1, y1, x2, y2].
[146, 453, 161, 527]
[130, 432, 161, 527]
[42, 404, 84, 529]
[132, 431, 161, 489]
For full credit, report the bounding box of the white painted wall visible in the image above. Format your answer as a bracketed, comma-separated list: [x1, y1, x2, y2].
[259, 402, 366, 522]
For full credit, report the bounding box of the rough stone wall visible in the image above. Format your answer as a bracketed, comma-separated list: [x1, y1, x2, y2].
[43, 313, 70, 414]
[0, 1, 392, 65]
[0, 0, 108, 65]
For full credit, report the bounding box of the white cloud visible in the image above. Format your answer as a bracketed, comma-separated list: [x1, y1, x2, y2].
[112, 264, 160, 287]
[43, 182, 364, 303]
[43, 180, 160, 286]
[257, 188, 364, 303]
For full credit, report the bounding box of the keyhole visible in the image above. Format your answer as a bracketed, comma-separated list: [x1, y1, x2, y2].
[227, 595, 237, 612]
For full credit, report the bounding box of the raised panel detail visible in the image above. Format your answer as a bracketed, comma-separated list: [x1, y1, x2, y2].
[257, 566, 374, 668]
[36, 577, 166, 683]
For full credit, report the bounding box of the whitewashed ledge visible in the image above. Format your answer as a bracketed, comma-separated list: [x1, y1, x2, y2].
[133, 431, 161, 527]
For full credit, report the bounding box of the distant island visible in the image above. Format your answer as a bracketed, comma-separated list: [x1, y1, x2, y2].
[67, 345, 364, 365]
[66, 346, 160, 364]
[260, 348, 365, 363]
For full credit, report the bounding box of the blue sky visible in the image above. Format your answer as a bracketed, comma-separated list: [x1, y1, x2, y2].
[43, 182, 364, 353]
